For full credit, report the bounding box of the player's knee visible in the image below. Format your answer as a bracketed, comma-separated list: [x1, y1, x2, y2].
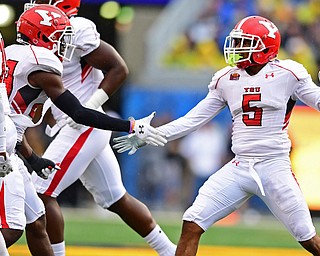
[26, 215, 47, 237]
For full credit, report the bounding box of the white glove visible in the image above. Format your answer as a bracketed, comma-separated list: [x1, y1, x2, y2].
[130, 112, 167, 146]
[0, 155, 13, 177]
[113, 112, 167, 154]
[113, 134, 146, 155]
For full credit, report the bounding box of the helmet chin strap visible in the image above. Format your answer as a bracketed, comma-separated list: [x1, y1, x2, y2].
[236, 57, 258, 69]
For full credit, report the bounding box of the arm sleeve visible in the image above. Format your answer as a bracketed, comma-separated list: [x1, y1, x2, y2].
[293, 76, 320, 111]
[157, 90, 226, 141]
[53, 90, 130, 132]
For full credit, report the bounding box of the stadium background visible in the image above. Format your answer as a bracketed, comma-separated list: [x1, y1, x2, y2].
[0, 0, 320, 254]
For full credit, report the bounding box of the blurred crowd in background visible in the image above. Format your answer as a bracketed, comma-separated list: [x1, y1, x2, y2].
[2, 0, 320, 216]
[165, 0, 320, 82]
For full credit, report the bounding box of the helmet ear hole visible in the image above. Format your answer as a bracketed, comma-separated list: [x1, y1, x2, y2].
[263, 48, 269, 54]
[41, 34, 50, 43]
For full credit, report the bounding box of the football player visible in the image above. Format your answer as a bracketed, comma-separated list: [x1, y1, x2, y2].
[0, 31, 13, 256]
[0, 29, 53, 256]
[114, 15, 320, 255]
[25, 1, 176, 255]
[6, 4, 166, 256]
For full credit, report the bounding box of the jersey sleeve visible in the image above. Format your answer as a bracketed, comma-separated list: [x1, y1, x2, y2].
[280, 59, 309, 80]
[157, 90, 226, 141]
[281, 60, 320, 110]
[208, 66, 232, 90]
[293, 76, 320, 111]
[23, 46, 63, 85]
[71, 17, 100, 58]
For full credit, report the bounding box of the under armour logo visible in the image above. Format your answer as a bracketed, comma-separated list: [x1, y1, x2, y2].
[265, 73, 274, 79]
[232, 160, 240, 166]
[138, 124, 144, 134]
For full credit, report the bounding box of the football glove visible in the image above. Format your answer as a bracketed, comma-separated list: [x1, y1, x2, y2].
[129, 112, 167, 147]
[26, 152, 60, 179]
[113, 112, 167, 154]
[0, 155, 13, 177]
[113, 134, 146, 155]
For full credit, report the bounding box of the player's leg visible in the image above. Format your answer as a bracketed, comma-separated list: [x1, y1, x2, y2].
[299, 237, 320, 256]
[259, 157, 320, 255]
[32, 126, 107, 255]
[15, 154, 54, 256]
[1, 229, 23, 248]
[108, 192, 156, 236]
[175, 221, 204, 256]
[37, 194, 65, 255]
[175, 160, 251, 256]
[80, 143, 176, 255]
[108, 192, 177, 255]
[25, 214, 53, 256]
[0, 168, 26, 247]
[0, 231, 9, 256]
[1, 118, 25, 247]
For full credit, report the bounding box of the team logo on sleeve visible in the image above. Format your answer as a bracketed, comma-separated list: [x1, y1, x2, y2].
[230, 73, 240, 80]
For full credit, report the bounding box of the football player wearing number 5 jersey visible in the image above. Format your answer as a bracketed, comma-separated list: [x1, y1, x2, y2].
[26, 1, 176, 255]
[113, 16, 320, 255]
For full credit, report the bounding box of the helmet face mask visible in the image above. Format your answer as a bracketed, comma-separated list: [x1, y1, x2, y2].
[47, 25, 75, 60]
[224, 16, 281, 69]
[17, 5, 76, 61]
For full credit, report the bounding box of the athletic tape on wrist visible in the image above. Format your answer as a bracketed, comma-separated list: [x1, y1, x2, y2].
[86, 88, 109, 109]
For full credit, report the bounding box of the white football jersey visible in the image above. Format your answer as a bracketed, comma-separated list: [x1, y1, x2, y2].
[50, 16, 104, 122]
[5, 44, 63, 141]
[158, 59, 320, 157]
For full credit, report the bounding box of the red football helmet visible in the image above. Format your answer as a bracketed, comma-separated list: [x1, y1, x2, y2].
[25, 0, 80, 17]
[17, 4, 75, 61]
[224, 16, 281, 69]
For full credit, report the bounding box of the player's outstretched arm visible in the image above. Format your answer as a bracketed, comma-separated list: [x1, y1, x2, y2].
[29, 71, 165, 142]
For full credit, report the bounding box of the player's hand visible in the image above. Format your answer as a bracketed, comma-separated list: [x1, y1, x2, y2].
[0, 155, 13, 177]
[66, 117, 85, 130]
[26, 152, 60, 179]
[113, 134, 147, 155]
[130, 112, 167, 147]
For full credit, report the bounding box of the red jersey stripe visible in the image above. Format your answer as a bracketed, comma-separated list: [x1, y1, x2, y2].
[81, 64, 93, 83]
[12, 92, 27, 114]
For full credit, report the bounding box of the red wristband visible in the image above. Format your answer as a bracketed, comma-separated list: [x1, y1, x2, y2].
[129, 119, 135, 133]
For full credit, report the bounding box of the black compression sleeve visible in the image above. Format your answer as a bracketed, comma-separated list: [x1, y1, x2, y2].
[53, 90, 130, 132]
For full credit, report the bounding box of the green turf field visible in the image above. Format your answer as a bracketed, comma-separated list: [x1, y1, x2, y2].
[14, 208, 319, 250]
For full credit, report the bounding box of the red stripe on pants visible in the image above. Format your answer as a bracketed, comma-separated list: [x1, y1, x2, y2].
[0, 180, 8, 228]
[44, 127, 94, 196]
